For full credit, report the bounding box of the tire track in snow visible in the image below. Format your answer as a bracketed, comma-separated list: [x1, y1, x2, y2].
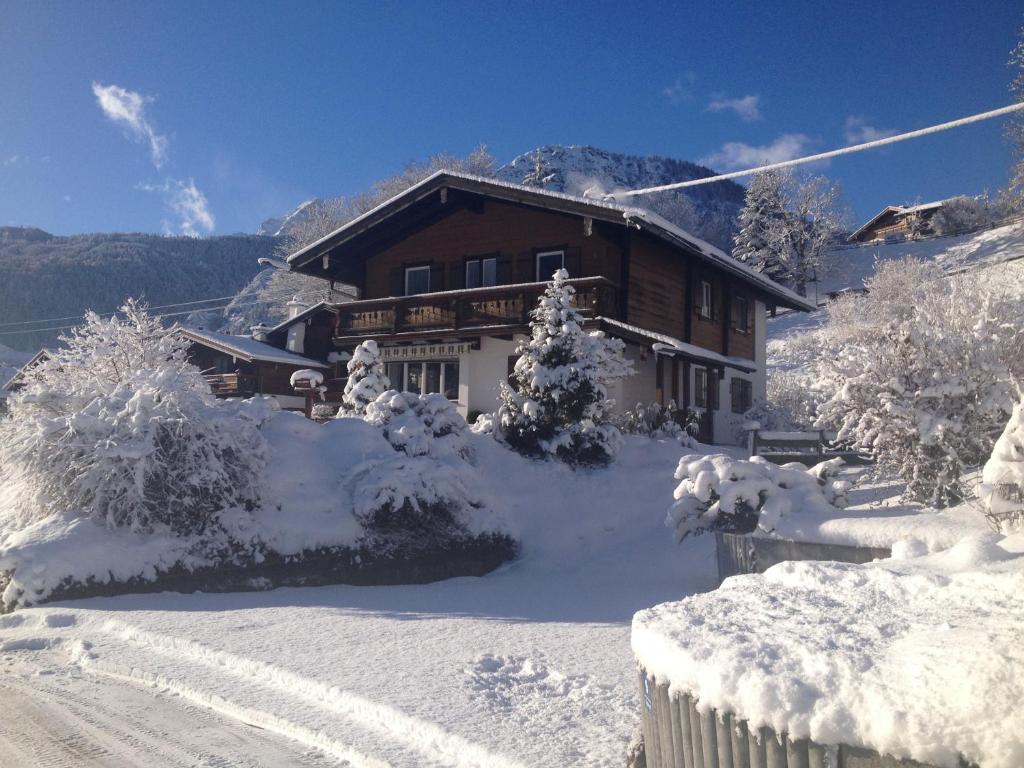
[78, 618, 526, 768]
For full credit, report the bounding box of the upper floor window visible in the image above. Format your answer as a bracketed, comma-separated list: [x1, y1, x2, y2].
[466, 256, 497, 289]
[699, 280, 714, 319]
[733, 295, 750, 332]
[404, 265, 431, 296]
[536, 250, 565, 281]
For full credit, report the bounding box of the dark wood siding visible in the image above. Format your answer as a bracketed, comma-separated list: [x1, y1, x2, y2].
[625, 233, 687, 338]
[363, 200, 623, 299]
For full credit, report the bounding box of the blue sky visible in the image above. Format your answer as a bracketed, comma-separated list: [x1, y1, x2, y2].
[1, 0, 1021, 236]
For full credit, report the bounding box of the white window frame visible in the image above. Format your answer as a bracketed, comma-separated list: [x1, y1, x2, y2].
[404, 265, 431, 296]
[700, 280, 713, 319]
[465, 256, 498, 289]
[535, 250, 565, 281]
[394, 360, 460, 401]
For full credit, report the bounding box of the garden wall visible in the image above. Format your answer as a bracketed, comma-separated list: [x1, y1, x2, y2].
[715, 532, 891, 585]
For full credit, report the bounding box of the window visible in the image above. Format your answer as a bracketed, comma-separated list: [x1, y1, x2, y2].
[733, 296, 749, 332]
[404, 265, 431, 296]
[699, 280, 714, 319]
[694, 367, 708, 408]
[466, 257, 497, 288]
[535, 250, 565, 281]
[731, 377, 753, 414]
[391, 361, 460, 402]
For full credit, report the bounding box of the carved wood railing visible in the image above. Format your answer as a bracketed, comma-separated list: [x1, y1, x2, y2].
[204, 373, 258, 396]
[334, 277, 618, 338]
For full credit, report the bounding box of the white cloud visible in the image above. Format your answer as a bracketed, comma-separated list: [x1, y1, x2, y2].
[92, 82, 169, 168]
[701, 133, 813, 170]
[844, 115, 898, 145]
[140, 178, 215, 236]
[662, 72, 697, 105]
[706, 94, 762, 122]
[2, 154, 19, 167]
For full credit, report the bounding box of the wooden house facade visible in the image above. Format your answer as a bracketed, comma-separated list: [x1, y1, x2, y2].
[847, 200, 945, 244]
[277, 172, 812, 443]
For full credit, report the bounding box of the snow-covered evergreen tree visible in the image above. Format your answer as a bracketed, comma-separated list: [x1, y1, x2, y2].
[340, 339, 390, 415]
[732, 169, 847, 296]
[497, 269, 633, 465]
[0, 300, 268, 535]
[980, 400, 1024, 533]
[814, 258, 1024, 507]
[732, 169, 790, 283]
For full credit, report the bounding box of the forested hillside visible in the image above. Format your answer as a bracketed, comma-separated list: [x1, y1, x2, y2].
[0, 227, 276, 350]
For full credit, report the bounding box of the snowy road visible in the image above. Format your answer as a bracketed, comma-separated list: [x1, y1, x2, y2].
[0, 648, 335, 768]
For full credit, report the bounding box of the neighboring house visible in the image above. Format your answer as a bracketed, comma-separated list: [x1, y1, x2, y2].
[847, 200, 946, 244]
[277, 171, 812, 444]
[180, 327, 330, 411]
[0, 349, 51, 412]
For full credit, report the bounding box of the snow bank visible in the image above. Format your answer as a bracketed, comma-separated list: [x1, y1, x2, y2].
[1, 406, 508, 609]
[632, 531, 1024, 768]
[981, 400, 1024, 533]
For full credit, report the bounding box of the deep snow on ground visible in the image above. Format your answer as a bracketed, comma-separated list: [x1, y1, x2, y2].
[633, 531, 1024, 768]
[0, 434, 721, 768]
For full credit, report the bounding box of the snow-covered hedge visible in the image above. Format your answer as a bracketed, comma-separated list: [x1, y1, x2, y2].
[665, 454, 850, 543]
[616, 401, 698, 446]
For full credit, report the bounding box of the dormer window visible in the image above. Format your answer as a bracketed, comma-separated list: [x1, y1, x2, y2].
[404, 265, 431, 296]
[536, 250, 565, 281]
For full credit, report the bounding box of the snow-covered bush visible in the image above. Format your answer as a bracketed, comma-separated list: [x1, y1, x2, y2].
[617, 400, 698, 446]
[0, 301, 269, 536]
[497, 268, 633, 465]
[340, 339, 390, 415]
[929, 195, 995, 236]
[665, 454, 850, 543]
[980, 400, 1024, 533]
[814, 258, 1024, 507]
[363, 390, 467, 458]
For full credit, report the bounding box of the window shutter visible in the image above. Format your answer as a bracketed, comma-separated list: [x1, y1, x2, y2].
[449, 262, 465, 290]
[496, 254, 514, 285]
[516, 253, 534, 283]
[564, 247, 582, 278]
[389, 267, 403, 297]
[429, 264, 445, 292]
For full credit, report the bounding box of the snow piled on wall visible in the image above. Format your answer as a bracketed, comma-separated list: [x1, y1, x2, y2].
[632, 531, 1024, 768]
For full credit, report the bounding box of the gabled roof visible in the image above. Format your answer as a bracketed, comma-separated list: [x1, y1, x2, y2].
[265, 301, 338, 337]
[285, 170, 814, 312]
[598, 318, 757, 373]
[179, 328, 328, 368]
[848, 199, 948, 241]
[1, 348, 51, 392]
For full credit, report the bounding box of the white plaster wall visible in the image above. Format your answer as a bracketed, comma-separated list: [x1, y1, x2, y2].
[460, 335, 521, 419]
[610, 342, 657, 414]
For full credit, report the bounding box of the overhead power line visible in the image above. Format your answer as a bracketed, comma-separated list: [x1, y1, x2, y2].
[609, 102, 1024, 199]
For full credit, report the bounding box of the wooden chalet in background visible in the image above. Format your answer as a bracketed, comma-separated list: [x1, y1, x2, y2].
[847, 199, 945, 243]
[278, 171, 813, 444]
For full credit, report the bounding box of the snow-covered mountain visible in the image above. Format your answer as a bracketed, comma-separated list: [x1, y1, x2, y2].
[259, 145, 746, 250]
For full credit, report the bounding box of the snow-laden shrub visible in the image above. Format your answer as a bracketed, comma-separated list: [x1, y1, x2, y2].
[340, 339, 390, 415]
[497, 268, 633, 465]
[0, 301, 270, 536]
[363, 390, 467, 458]
[929, 195, 996, 236]
[814, 258, 1024, 507]
[980, 400, 1024, 533]
[616, 400, 698, 447]
[665, 454, 850, 543]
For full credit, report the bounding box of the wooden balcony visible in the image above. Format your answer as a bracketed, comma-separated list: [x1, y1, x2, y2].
[204, 372, 258, 397]
[334, 277, 619, 341]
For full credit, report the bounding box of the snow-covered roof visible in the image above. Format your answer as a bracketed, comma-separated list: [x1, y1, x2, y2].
[597, 317, 758, 373]
[179, 328, 328, 368]
[1, 348, 52, 392]
[285, 170, 814, 312]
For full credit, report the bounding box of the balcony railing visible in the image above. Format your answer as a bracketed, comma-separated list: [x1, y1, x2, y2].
[204, 372, 258, 397]
[334, 277, 618, 339]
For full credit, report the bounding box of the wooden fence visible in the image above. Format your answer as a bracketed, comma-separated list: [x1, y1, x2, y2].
[749, 429, 872, 467]
[639, 671, 956, 768]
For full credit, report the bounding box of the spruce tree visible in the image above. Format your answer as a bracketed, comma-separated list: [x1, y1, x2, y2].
[497, 269, 632, 465]
[341, 340, 391, 415]
[732, 169, 790, 283]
